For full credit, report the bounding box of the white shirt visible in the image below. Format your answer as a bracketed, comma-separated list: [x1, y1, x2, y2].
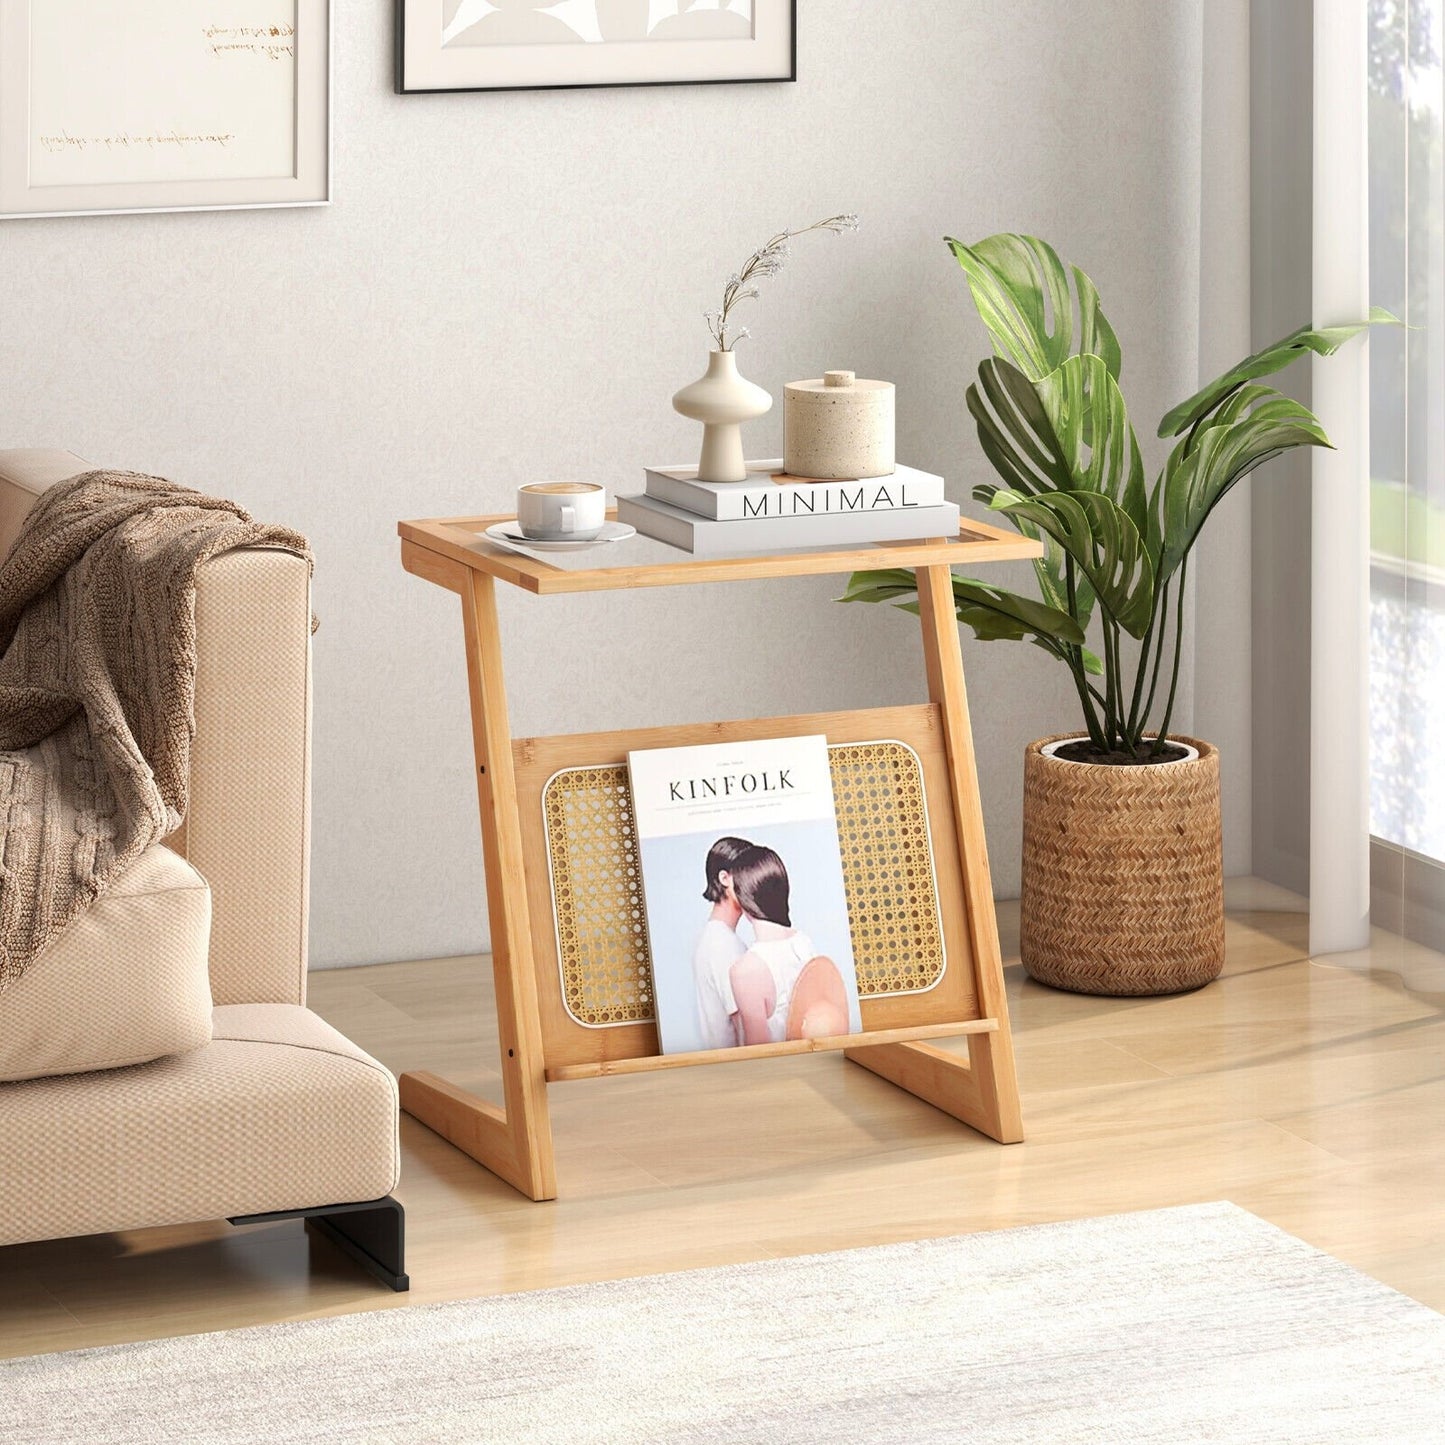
[744, 930, 816, 1043]
[693, 917, 747, 1049]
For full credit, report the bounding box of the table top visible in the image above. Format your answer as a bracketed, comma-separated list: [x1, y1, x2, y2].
[398, 511, 1042, 595]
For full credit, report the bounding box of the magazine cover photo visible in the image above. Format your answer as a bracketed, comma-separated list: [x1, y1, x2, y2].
[628, 735, 864, 1056]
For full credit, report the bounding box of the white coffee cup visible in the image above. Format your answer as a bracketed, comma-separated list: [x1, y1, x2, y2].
[515, 481, 607, 542]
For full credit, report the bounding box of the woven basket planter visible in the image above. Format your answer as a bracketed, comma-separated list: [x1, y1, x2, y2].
[1019, 733, 1225, 996]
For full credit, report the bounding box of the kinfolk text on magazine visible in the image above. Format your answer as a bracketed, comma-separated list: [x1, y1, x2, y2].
[628, 734, 863, 1055]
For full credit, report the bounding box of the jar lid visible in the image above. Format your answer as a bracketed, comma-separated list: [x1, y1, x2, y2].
[785, 375, 894, 395]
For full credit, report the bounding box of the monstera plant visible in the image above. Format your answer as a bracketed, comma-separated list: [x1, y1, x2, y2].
[846, 233, 1390, 760]
[843, 234, 1393, 997]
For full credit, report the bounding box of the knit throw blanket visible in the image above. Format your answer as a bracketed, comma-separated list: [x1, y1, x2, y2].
[0, 471, 310, 997]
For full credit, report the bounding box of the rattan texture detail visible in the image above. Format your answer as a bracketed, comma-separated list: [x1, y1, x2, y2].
[829, 742, 946, 996]
[543, 768, 651, 1026]
[1019, 733, 1225, 996]
[542, 741, 946, 1028]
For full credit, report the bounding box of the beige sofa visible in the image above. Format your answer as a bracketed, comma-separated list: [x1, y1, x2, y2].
[0, 450, 405, 1290]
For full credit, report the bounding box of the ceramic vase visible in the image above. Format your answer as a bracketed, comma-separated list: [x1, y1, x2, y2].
[672, 350, 773, 483]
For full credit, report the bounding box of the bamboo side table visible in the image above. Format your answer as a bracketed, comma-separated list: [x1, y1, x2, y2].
[397, 511, 1042, 1201]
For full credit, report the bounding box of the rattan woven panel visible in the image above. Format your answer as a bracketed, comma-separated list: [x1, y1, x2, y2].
[542, 741, 945, 1028]
[830, 742, 946, 995]
[542, 767, 652, 1025]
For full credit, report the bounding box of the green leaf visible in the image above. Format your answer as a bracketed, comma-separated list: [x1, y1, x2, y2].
[1159, 307, 1400, 438]
[1041, 356, 1149, 534]
[988, 489, 1155, 638]
[947, 578, 1096, 675]
[974, 492, 1099, 633]
[968, 357, 1142, 504]
[966, 357, 1075, 497]
[1157, 390, 1331, 583]
[1020, 521, 1097, 635]
[966, 354, 1145, 512]
[837, 569, 920, 606]
[946, 233, 1122, 381]
[838, 569, 1092, 675]
[949, 576, 1087, 647]
[968, 353, 1156, 628]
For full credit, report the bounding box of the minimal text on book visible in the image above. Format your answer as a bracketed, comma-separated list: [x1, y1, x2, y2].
[742, 482, 921, 519]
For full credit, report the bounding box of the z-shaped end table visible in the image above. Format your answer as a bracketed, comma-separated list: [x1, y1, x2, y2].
[397, 511, 1042, 1200]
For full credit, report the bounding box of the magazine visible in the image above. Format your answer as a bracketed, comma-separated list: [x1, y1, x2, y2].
[627, 734, 863, 1055]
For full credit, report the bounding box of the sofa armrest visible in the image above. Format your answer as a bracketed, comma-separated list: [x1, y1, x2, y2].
[0, 449, 312, 1006]
[186, 548, 312, 1006]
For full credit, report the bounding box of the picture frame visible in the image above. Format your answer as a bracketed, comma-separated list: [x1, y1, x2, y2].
[396, 0, 795, 95]
[0, 0, 330, 220]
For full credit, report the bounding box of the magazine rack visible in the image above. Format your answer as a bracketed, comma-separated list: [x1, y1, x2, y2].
[397, 510, 1041, 1200]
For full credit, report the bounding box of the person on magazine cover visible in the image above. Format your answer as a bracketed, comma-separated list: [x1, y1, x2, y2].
[724, 844, 850, 1045]
[693, 836, 754, 1050]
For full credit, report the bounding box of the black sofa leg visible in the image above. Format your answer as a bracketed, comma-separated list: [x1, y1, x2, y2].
[229, 1195, 410, 1292]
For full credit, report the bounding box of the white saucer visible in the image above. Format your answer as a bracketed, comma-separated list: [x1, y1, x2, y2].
[483, 520, 636, 554]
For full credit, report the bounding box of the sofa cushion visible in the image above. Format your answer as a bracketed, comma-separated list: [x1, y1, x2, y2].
[0, 1004, 400, 1246]
[0, 845, 212, 1082]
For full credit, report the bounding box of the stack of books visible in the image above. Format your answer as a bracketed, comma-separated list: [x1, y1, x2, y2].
[616, 459, 959, 556]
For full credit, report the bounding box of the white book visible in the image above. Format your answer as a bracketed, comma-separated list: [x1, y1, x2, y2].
[645, 458, 947, 521]
[617, 492, 961, 556]
[628, 734, 862, 1056]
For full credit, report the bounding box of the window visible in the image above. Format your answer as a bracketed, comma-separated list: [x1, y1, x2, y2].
[1369, 0, 1445, 862]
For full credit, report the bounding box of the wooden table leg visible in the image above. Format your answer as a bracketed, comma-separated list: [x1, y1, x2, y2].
[847, 562, 1024, 1145]
[844, 1034, 1021, 1143]
[400, 569, 558, 1200]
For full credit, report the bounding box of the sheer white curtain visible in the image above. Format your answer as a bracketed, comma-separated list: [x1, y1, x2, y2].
[1253, 0, 1439, 951]
[1311, 0, 1373, 954]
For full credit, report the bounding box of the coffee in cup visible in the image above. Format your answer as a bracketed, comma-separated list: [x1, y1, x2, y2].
[515, 481, 606, 542]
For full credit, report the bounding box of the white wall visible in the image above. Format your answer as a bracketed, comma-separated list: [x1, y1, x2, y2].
[1, 1, 1225, 967]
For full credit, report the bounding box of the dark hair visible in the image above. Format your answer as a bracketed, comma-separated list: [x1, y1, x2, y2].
[729, 845, 791, 927]
[702, 836, 753, 903]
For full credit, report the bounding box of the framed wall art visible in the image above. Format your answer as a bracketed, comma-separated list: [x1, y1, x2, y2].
[0, 0, 330, 219]
[396, 0, 795, 95]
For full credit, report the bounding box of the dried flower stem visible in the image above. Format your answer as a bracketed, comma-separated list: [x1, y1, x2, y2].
[705, 213, 860, 351]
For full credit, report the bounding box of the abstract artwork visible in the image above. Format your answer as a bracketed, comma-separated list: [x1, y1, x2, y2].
[397, 0, 794, 93]
[0, 0, 329, 219]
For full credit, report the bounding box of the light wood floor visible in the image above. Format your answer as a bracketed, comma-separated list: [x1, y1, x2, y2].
[3, 884, 1443, 1361]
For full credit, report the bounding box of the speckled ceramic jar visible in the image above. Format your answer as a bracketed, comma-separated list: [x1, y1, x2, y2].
[783, 371, 895, 479]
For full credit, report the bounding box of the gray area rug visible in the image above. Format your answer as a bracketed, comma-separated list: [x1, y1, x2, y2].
[4, 1202, 1443, 1443]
